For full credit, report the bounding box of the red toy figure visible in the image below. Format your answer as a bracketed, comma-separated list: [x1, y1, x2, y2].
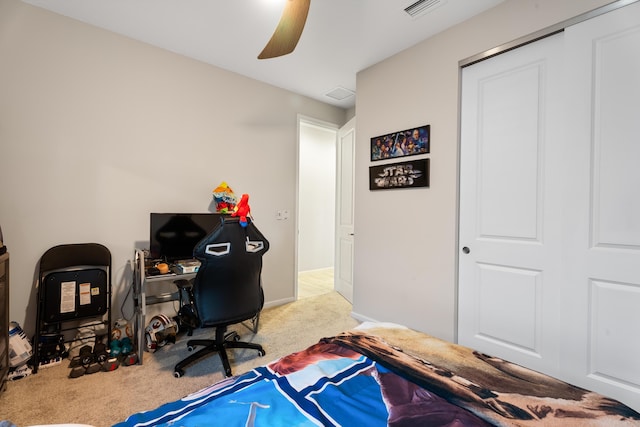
[232, 193, 251, 227]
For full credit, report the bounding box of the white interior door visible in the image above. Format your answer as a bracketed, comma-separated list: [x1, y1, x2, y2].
[560, 1, 640, 405]
[335, 117, 355, 303]
[460, 1, 640, 410]
[459, 33, 565, 375]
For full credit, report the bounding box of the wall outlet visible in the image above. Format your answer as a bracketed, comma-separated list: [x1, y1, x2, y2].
[276, 210, 290, 220]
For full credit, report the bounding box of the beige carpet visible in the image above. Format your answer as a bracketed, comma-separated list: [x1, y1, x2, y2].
[1, 291, 359, 427]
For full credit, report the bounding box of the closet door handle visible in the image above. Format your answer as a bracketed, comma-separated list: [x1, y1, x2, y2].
[462, 246, 470, 254]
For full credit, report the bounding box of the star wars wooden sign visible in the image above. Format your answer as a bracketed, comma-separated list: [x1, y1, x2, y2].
[369, 158, 429, 190]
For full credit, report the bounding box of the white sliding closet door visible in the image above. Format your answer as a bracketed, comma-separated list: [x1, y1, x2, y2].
[459, 1, 640, 410]
[459, 33, 565, 376]
[560, 2, 640, 406]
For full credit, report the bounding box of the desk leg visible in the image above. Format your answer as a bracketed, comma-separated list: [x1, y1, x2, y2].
[136, 277, 146, 365]
[136, 306, 145, 365]
[133, 249, 146, 365]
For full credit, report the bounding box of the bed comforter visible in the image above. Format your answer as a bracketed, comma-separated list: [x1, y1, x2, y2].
[115, 325, 640, 426]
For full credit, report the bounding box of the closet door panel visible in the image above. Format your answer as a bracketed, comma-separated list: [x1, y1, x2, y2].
[475, 264, 540, 353]
[477, 65, 542, 240]
[592, 25, 640, 247]
[561, 0, 640, 408]
[590, 280, 640, 387]
[459, 33, 565, 374]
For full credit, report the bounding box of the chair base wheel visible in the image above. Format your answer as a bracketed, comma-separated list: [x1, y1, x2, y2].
[174, 327, 265, 378]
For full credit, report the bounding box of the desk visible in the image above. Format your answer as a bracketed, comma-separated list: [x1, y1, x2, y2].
[132, 249, 197, 364]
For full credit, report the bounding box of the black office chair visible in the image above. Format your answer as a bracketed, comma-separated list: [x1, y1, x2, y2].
[173, 216, 269, 378]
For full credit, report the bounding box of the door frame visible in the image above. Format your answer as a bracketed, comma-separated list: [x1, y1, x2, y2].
[459, 0, 635, 69]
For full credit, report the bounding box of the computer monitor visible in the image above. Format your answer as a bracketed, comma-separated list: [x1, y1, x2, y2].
[149, 213, 223, 261]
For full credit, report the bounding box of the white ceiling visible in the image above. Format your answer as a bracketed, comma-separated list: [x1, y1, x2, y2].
[21, 0, 504, 109]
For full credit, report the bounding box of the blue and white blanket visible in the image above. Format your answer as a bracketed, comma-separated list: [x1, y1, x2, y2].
[115, 329, 640, 427]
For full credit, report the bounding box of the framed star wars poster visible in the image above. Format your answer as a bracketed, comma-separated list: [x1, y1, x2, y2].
[370, 125, 429, 161]
[369, 158, 429, 190]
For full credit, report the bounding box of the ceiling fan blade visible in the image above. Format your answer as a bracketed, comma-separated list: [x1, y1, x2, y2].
[258, 0, 310, 60]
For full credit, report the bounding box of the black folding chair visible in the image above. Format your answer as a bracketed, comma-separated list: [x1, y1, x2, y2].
[33, 243, 111, 373]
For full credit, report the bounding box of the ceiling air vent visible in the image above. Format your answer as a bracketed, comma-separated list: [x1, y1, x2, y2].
[404, 0, 443, 18]
[325, 86, 355, 101]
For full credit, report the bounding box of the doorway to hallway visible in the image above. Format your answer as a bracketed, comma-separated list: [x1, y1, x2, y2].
[297, 118, 338, 299]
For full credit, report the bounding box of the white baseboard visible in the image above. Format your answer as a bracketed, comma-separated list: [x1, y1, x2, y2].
[263, 296, 295, 309]
[350, 311, 378, 324]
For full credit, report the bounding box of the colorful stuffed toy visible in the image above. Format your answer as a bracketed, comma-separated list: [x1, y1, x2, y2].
[212, 181, 237, 213]
[232, 193, 251, 227]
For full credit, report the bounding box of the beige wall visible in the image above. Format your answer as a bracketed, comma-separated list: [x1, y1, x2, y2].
[353, 0, 617, 341]
[0, 0, 346, 334]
